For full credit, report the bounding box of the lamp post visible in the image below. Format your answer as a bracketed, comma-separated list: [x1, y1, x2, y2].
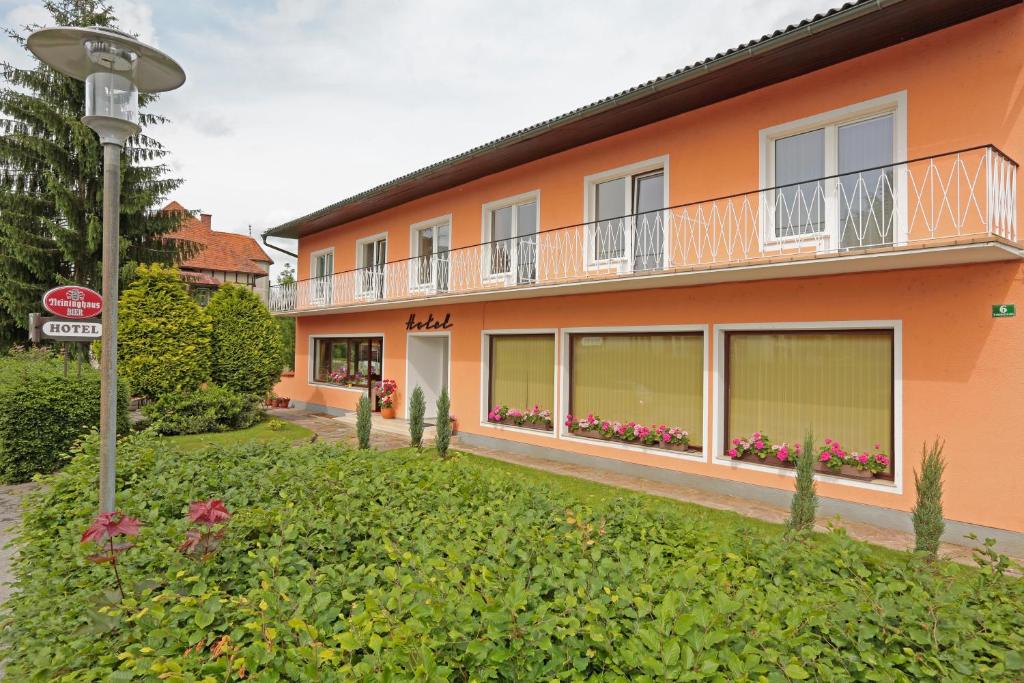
[27, 27, 185, 513]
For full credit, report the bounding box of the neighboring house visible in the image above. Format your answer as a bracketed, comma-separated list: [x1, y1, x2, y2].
[164, 200, 273, 303]
[265, 1, 1023, 551]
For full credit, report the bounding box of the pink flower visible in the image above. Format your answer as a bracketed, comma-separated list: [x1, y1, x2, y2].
[727, 448, 738, 458]
[662, 433, 671, 443]
[754, 440, 765, 450]
[857, 453, 869, 465]
[777, 446, 789, 461]
[820, 452, 831, 462]
[874, 443, 881, 450]
[825, 438, 832, 445]
[752, 432, 762, 440]
[732, 438, 741, 446]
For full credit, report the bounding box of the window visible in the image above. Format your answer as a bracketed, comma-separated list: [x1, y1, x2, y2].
[411, 218, 450, 291]
[356, 235, 387, 299]
[764, 94, 905, 249]
[488, 334, 554, 423]
[724, 330, 893, 477]
[588, 165, 665, 271]
[313, 337, 383, 388]
[484, 195, 538, 283]
[193, 288, 212, 306]
[569, 332, 703, 447]
[310, 249, 334, 305]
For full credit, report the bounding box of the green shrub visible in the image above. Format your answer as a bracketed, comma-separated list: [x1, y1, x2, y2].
[142, 384, 262, 435]
[206, 284, 284, 396]
[3, 435, 1023, 680]
[355, 394, 371, 449]
[912, 439, 947, 559]
[117, 264, 212, 399]
[787, 433, 818, 532]
[435, 386, 451, 458]
[0, 349, 128, 483]
[409, 385, 425, 448]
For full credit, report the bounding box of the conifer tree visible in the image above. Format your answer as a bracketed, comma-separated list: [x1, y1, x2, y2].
[409, 386, 425, 449]
[787, 433, 818, 532]
[0, 0, 189, 347]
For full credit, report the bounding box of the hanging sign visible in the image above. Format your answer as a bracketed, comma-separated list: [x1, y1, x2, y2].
[992, 304, 1016, 318]
[42, 285, 103, 319]
[405, 313, 453, 330]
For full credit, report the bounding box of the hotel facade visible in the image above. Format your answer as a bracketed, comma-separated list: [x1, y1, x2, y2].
[266, 0, 1024, 550]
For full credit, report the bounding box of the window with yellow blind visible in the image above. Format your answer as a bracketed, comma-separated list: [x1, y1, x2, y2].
[569, 333, 704, 447]
[488, 335, 555, 427]
[725, 330, 894, 477]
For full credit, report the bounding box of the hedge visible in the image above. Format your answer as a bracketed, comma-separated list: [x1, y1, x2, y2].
[2, 435, 1022, 680]
[117, 264, 212, 399]
[0, 350, 128, 483]
[207, 284, 284, 396]
[142, 384, 263, 435]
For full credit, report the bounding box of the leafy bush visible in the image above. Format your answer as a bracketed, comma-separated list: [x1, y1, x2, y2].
[913, 439, 947, 559]
[117, 264, 212, 399]
[355, 394, 371, 449]
[206, 284, 284, 396]
[0, 349, 128, 483]
[409, 385, 425, 448]
[142, 384, 262, 435]
[435, 386, 451, 458]
[3, 435, 1023, 680]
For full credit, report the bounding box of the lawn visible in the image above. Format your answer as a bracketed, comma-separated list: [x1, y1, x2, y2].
[1, 433, 1022, 681]
[160, 417, 312, 451]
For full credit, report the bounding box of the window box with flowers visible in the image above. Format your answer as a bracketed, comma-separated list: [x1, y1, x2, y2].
[487, 405, 553, 432]
[565, 413, 692, 453]
[726, 433, 891, 481]
[377, 379, 397, 418]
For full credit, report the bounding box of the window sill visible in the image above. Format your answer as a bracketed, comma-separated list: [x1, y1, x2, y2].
[310, 381, 367, 393]
[713, 455, 898, 492]
[560, 431, 705, 462]
[480, 421, 558, 439]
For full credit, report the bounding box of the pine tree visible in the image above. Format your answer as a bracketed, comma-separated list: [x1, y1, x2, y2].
[409, 386, 425, 449]
[787, 433, 818, 532]
[912, 440, 946, 560]
[356, 394, 371, 450]
[435, 386, 451, 458]
[0, 0, 189, 347]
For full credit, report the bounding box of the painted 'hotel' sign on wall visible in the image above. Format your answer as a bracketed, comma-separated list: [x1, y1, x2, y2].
[405, 313, 453, 330]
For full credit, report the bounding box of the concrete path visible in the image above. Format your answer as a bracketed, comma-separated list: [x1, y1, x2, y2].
[269, 408, 1011, 565]
[0, 483, 36, 608]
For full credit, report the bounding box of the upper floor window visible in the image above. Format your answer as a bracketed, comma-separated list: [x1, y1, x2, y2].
[585, 158, 668, 272]
[310, 248, 334, 305]
[410, 216, 450, 291]
[482, 192, 538, 284]
[762, 92, 906, 250]
[356, 233, 387, 299]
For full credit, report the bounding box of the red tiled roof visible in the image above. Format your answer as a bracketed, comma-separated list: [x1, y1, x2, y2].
[163, 202, 272, 276]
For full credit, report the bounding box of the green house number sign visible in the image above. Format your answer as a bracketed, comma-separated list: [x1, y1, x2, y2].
[992, 304, 1016, 318]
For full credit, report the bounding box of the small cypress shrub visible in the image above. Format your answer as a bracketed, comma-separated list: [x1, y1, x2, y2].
[435, 387, 451, 458]
[787, 433, 818, 532]
[356, 394, 372, 450]
[912, 439, 946, 559]
[409, 386, 425, 449]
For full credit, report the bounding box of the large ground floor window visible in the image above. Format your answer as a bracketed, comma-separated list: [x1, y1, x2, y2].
[568, 332, 703, 450]
[313, 336, 383, 388]
[725, 329, 894, 478]
[487, 334, 555, 431]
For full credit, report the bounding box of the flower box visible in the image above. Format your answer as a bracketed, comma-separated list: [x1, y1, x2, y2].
[839, 464, 874, 480]
[496, 418, 552, 432]
[570, 428, 694, 453]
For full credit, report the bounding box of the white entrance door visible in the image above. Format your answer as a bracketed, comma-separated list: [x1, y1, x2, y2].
[406, 334, 450, 420]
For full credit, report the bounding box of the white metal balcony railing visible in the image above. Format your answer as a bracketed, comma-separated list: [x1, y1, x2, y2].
[270, 145, 1018, 313]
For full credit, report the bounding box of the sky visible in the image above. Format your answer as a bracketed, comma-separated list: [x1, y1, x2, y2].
[1, 0, 840, 279]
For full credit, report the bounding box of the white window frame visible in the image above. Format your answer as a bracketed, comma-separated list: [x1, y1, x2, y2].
[480, 190, 541, 284]
[307, 332, 386, 394]
[479, 328, 559, 439]
[354, 232, 388, 300]
[309, 247, 335, 306]
[559, 324, 707, 463]
[711, 320, 903, 494]
[759, 92, 908, 252]
[409, 214, 452, 293]
[582, 156, 670, 273]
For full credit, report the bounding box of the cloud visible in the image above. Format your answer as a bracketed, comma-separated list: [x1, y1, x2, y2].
[109, 0, 157, 44]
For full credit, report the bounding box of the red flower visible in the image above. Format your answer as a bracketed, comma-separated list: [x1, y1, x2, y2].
[188, 499, 231, 526]
[80, 512, 141, 544]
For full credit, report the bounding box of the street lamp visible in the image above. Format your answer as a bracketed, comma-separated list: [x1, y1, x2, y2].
[27, 26, 185, 513]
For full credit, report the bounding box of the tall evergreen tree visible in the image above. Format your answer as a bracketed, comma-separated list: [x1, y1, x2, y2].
[0, 0, 189, 347]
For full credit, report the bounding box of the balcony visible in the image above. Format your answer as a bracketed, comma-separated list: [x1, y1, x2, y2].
[270, 146, 1019, 315]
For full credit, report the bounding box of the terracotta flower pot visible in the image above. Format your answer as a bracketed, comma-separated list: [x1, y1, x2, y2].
[381, 406, 395, 419]
[450, 418, 458, 434]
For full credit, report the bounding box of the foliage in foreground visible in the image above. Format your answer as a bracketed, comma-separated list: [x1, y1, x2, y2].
[206, 284, 284, 396]
[912, 439, 947, 559]
[2, 435, 1023, 681]
[142, 383, 263, 435]
[0, 349, 127, 483]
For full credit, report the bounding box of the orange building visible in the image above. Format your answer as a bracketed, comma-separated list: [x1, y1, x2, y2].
[265, 1, 1024, 552]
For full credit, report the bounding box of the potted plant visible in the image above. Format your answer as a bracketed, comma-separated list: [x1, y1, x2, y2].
[565, 414, 691, 452]
[726, 432, 774, 463]
[488, 405, 553, 431]
[377, 378, 398, 419]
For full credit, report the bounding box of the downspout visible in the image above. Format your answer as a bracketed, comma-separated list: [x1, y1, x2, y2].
[262, 233, 297, 258]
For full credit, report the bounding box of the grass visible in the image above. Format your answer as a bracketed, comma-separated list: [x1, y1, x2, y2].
[160, 417, 312, 451]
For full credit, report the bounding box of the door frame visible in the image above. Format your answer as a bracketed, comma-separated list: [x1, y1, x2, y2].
[404, 331, 452, 419]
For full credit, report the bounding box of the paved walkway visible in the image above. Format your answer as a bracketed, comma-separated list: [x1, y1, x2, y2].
[269, 408, 1008, 565]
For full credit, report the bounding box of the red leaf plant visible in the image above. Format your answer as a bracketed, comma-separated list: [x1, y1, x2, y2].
[80, 511, 141, 599]
[179, 498, 231, 561]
